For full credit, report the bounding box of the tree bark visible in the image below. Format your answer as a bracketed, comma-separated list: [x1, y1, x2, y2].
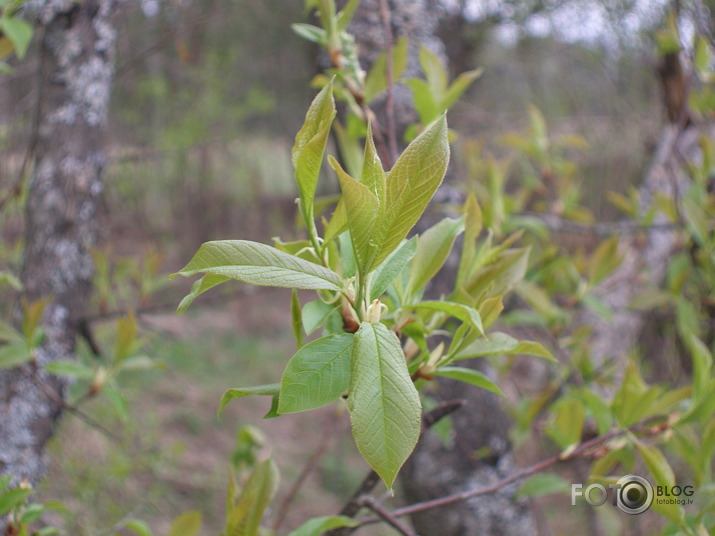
[0, 0, 114, 502]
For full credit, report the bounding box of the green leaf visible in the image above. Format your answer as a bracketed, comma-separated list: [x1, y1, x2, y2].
[515, 473, 570, 499]
[0, 270, 22, 290]
[684, 332, 713, 401]
[302, 300, 338, 335]
[405, 78, 437, 125]
[336, 117, 449, 273]
[123, 519, 155, 536]
[452, 332, 554, 362]
[635, 441, 683, 523]
[287, 515, 357, 536]
[293, 82, 336, 230]
[413, 301, 484, 336]
[225, 459, 279, 536]
[0, 16, 33, 59]
[174, 241, 343, 292]
[291, 289, 304, 348]
[370, 237, 417, 300]
[43, 360, 94, 379]
[377, 115, 450, 269]
[118, 355, 164, 372]
[588, 236, 622, 286]
[466, 248, 530, 301]
[114, 313, 137, 363]
[218, 384, 280, 419]
[0, 487, 33, 517]
[419, 45, 448, 106]
[456, 193, 483, 288]
[361, 122, 386, 202]
[546, 398, 585, 450]
[0, 320, 23, 345]
[349, 322, 421, 489]
[441, 68, 483, 111]
[291, 23, 327, 45]
[330, 157, 381, 272]
[278, 333, 353, 414]
[0, 344, 31, 370]
[336, 0, 360, 30]
[433, 366, 503, 396]
[176, 274, 229, 314]
[364, 36, 408, 103]
[166, 511, 202, 536]
[405, 216, 464, 297]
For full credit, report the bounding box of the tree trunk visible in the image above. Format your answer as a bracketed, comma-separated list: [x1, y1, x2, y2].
[0, 0, 114, 502]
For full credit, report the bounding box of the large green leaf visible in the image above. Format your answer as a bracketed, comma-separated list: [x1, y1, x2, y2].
[349, 322, 421, 489]
[452, 332, 554, 362]
[406, 216, 464, 297]
[279, 334, 354, 414]
[225, 459, 280, 536]
[377, 116, 450, 269]
[174, 241, 343, 292]
[218, 384, 280, 418]
[286, 515, 357, 536]
[0, 488, 33, 517]
[292, 82, 336, 228]
[333, 117, 449, 274]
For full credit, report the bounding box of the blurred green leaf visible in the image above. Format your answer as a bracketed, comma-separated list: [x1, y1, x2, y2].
[0, 16, 33, 59]
[225, 459, 279, 536]
[406, 216, 464, 297]
[44, 360, 94, 379]
[287, 515, 357, 536]
[516, 473, 570, 499]
[434, 366, 503, 396]
[218, 384, 280, 419]
[0, 344, 31, 370]
[166, 511, 202, 536]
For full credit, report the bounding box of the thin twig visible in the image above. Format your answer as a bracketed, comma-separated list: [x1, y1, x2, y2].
[358, 496, 415, 536]
[378, 0, 398, 165]
[355, 415, 667, 528]
[271, 413, 339, 531]
[30, 364, 121, 443]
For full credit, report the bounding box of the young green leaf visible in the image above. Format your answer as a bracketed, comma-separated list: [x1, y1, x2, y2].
[413, 301, 484, 336]
[0, 487, 34, 517]
[370, 237, 417, 300]
[405, 216, 465, 297]
[43, 360, 95, 379]
[441, 68, 483, 111]
[166, 511, 202, 536]
[174, 240, 343, 292]
[291, 23, 328, 46]
[114, 313, 137, 364]
[278, 333, 353, 414]
[456, 193, 483, 288]
[635, 441, 683, 523]
[218, 384, 281, 418]
[419, 45, 448, 105]
[287, 515, 357, 536]
[291, 289, 304, 348]
[0, 345, 31, 371]
[330, 157, 381, 272]
[361, 123, 386, 202]
[123, 520, 155, 536]
[377, 115, 450, 269]
[293, 82, 336, 231]
[302, 300, 339, 335]
[225, 459, 279, 536]
[546, 398, 585, 450]
[433, 366, 504, 396]
[349, 322, 421, 489]
[176, 274, 229, 314]
[0, 16, 33, 60]
[451, 331, 554, 362]
[515, 473, 570, 499]
[364, 36, 409, 103]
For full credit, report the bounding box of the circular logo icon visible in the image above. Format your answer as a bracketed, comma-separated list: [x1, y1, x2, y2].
[616, 474, 654, 514]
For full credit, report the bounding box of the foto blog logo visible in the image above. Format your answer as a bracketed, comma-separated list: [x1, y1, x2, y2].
[572, 475, 654, 514]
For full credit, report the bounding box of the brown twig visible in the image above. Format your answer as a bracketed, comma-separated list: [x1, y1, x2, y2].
[271, 413, 339, 531]
[30, 363, 121, 443]
[378, 0, 398, 165]
[358, 496, 415, 536]
[354, 415, 667, 529]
